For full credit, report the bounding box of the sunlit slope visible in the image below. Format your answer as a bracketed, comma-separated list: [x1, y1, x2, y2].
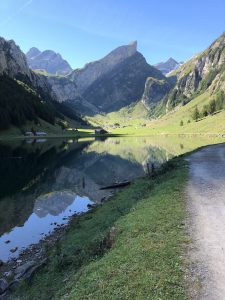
[111, 92, 225, 135]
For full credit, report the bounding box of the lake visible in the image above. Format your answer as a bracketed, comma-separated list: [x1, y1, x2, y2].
[0, 135, 223, 262]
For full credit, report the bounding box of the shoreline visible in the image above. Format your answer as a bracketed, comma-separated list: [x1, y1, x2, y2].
[5, 158, 189, 299]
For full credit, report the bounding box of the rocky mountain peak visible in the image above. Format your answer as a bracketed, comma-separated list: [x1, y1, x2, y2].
[26, 47, 41, 59]
[154, 57, 180, 75]
[26, 48, 72, 75]
[69, 41, 138, 93]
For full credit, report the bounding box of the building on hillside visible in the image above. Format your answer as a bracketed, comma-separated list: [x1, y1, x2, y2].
[95, 128, 108, 135]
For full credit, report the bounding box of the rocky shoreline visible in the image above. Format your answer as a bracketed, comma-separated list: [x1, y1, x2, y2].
[0, 204, 98, 299]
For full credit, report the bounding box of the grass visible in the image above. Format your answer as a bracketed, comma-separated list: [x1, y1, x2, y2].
[106, 91, 225, 136]
[13, 158, 188, 300]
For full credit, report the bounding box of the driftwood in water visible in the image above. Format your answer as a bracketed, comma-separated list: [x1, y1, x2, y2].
[100, 181, 130, 190]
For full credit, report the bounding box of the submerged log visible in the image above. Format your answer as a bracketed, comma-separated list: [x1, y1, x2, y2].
[100, 181, 130, 190]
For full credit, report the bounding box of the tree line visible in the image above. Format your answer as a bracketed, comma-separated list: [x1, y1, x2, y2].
[0, 75, 55, 130]
[191, 91, 225, 122]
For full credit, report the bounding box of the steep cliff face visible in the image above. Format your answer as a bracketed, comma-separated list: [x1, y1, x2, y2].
[26, 48, 72, 75]
[0, 37, 32, 79]
[0, 36, 85, 130]
[82, 52, 165, 113]
[141, 77, 172, 110]
[0, 37, 55, 97]
[69, 41, 138, 93]
[167, 32, 225, 107]
[48, 41, 165, 115]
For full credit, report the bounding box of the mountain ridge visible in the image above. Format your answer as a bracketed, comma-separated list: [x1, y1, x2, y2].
[26, 47, 72, 75]
[154, 57, 181, 75]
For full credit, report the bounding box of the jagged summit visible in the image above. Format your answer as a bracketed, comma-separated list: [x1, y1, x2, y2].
[26, 47, 41, 59]
[26, 47, 72, 75]
[154, 57, 181, 75]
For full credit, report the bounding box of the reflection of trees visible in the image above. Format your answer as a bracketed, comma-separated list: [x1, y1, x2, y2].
[0, 137, 170, 238]
[0, 140, 89, 235]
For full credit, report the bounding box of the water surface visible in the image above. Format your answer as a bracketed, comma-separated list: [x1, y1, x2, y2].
[0, 135, 223, 261]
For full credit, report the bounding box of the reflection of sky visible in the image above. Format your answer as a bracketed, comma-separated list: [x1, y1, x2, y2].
[34, 191, 76, 217]
[0, 195, 92, 262]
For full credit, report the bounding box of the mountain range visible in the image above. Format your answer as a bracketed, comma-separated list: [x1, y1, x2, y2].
[0, 37, 86, 131]
[0, 32, 225, 133]
[154, 58, 182, 75]
[26, 47, 72, 75]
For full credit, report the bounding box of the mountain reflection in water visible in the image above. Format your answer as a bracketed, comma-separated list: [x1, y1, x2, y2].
[0, 135, 221, 261]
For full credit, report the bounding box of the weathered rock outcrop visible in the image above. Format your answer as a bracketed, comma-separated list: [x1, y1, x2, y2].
[141, 77, 172, 110]
[167, 32, 225, 107]
[26, 47, 72, 75]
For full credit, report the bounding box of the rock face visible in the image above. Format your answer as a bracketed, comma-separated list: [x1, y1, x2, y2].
[26, 47, 72, 75]
[0, 37, 55, 96]
[0, 36, 85, 129]
[167, 32, 225, 108]
[0, 37, 32, 79]
[141, 78, 172, 110]
[154, 58, 181, 75]
[81, 52, 165, 113]
[49, 41, 165, 115]
[69, 41, 138, 93]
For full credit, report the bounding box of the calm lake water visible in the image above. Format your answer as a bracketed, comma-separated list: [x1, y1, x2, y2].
[0, 135, 223, 262]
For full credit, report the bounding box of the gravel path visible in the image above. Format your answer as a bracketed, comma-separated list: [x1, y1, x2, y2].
[186, 143, 225, 300]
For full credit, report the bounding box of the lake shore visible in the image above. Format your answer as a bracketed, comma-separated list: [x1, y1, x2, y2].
[7, 158, 189, 299]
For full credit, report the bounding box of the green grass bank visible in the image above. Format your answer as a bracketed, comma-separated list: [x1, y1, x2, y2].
[13, 158, 189, 300]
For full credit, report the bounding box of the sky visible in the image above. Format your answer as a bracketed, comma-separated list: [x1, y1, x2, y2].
[0, 0, 225, 69]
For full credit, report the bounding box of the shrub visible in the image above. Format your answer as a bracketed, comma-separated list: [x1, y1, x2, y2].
[202, 105, 209, 117]
[191, 106, 200, 121]
[208, 99, 216, 115]
[180, 120, 184, 126]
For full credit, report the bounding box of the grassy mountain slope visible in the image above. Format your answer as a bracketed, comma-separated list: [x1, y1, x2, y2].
[110, 91, 225, 135]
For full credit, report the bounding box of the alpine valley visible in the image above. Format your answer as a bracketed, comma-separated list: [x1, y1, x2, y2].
[0, 32, 225, 136]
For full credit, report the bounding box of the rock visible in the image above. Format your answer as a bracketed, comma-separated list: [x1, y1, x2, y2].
[101, 197, 106, 203]
[5, 240, 10, 244]
[16, 259, 22, 264]
[3, 271, 13, 278]
[141, 78, 173, 110]
[87, 203, 97, 209]
[24, 258, 48, 284]
[10, 247, 18, 253]
[0, 278, 8, 293]
[15, 261, 36, 278]
[26, 48, 72, 75]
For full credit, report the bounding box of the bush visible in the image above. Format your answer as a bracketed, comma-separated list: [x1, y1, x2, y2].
[191, 106, 200, 121]
[208, 99, 216, 115]
[202, 105, 209, 117]
[180, 120, 184, 126]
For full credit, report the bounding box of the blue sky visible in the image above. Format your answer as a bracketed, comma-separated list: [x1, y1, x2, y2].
[0, 0, 225, 68]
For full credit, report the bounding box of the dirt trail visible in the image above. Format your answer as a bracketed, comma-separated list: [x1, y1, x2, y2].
[186, 143, 225, 300]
